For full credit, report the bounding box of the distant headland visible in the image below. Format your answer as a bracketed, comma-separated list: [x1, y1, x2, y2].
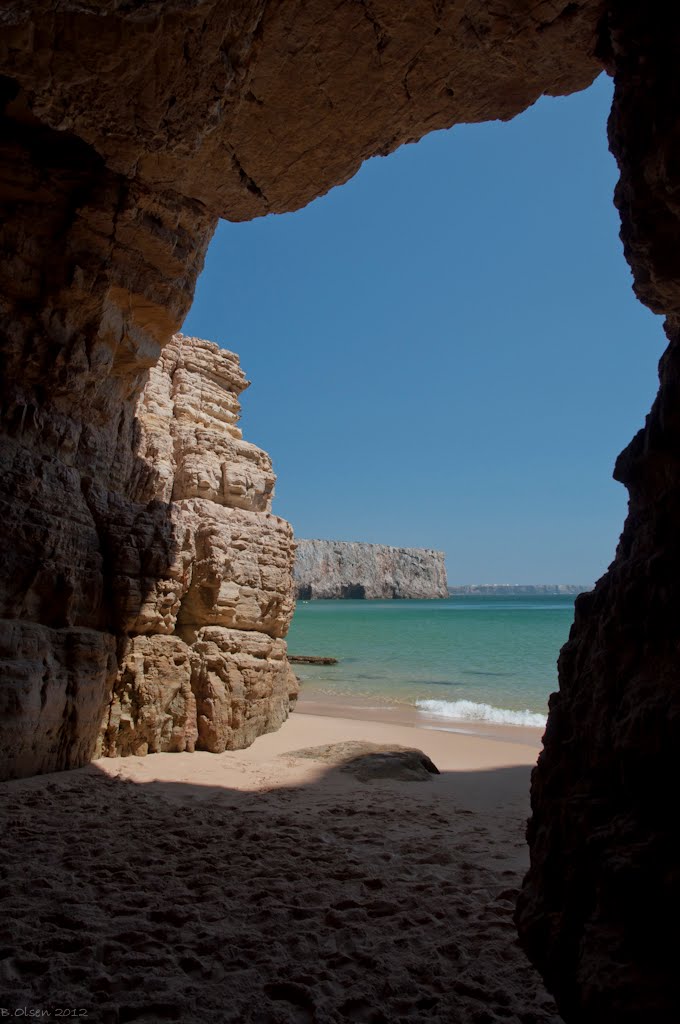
[294, 539, 448, 599]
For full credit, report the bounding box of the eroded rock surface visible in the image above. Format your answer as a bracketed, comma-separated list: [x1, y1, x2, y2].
[98, 334, 298, 760]
[0, 333, 297, 777]
[0, 2, 602, 220]
[294, 539, 448, 600]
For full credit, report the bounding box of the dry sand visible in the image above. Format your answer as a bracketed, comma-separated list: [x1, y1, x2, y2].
[0, 707, 560, 1024]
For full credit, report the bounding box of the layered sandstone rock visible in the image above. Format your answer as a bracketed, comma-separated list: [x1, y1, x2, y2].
[0, 331, 297, 777]
[0, 620, 117, 778]
[294, 539, 448, 600]
[190, 626, 297, 751]
[98, 334, 297, 760]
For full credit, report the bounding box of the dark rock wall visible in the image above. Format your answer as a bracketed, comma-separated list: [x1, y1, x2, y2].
[0, 80, 215, 777]
[516, 6, 680, 1021]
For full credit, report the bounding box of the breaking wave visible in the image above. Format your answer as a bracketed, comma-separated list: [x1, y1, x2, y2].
[416, 698, 547, 729]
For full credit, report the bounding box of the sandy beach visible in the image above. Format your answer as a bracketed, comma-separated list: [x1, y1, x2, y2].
[1, 704, 559, 1023]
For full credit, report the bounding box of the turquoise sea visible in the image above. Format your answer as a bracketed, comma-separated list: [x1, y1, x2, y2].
[286, 595, 579, 728]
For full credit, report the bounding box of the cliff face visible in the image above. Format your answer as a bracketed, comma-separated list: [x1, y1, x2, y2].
[0, 333, 297, 778]
[294, 540, 448, 600]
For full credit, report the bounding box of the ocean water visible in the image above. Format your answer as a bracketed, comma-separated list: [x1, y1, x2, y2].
[286, 595, 579, 728]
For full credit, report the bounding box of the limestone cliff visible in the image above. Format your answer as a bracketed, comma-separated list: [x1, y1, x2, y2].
[294, 540, 448, 600]
[0, 334, 297, 777]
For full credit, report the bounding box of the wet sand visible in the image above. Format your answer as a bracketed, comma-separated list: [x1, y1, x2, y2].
[294, 690, 546, 748]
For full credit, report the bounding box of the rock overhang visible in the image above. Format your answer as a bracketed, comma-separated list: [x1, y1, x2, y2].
[1, 0, 604, 221]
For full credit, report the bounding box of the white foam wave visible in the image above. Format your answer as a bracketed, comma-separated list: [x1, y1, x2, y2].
[416, 698, 547, 729]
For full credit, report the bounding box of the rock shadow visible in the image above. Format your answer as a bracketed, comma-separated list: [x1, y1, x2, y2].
[0, 756, 559, 1024]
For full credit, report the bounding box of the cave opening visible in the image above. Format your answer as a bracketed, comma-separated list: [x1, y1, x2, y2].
[186, 73, 663, 595]
[176, 60, 675, 1018]
[2, 5, 678, 1018]
[184, 71, 663, 732]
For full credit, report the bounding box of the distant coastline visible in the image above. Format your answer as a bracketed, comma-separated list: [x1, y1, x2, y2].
[447, 584, 590, 596]
[294, 539, 448, 600]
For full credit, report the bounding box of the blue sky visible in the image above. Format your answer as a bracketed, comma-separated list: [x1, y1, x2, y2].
[184, 73, 664, 585]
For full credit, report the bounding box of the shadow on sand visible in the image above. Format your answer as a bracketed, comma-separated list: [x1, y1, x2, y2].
[0, 755, 559, 1024]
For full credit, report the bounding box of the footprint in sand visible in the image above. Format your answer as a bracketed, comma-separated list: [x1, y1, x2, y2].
[263, 981, 316, 1024]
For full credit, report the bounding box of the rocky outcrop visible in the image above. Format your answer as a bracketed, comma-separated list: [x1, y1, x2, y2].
[284, 742, 441, 782]
[0, 332, 297, 777]
[99, 334, 297, 759]
[294, 540, 448, 600]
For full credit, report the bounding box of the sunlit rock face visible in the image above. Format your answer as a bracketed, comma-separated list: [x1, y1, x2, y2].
[294, 540, 448, 600]
[98, 334, 298, 760]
